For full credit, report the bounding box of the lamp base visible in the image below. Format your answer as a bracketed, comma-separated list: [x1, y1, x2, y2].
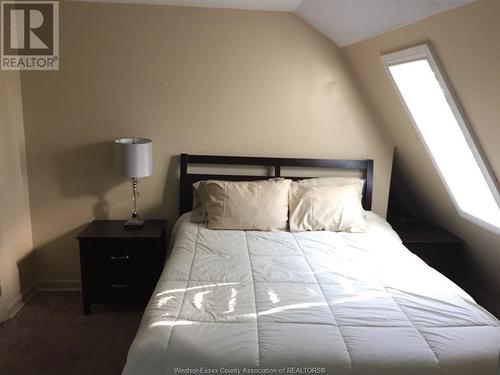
[124, 215, 144, 229]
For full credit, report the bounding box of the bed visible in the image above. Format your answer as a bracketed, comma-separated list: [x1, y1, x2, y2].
[123, 154, 500, 375]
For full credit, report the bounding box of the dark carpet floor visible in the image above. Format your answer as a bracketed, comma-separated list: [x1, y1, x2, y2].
[0, 291, 143, 375]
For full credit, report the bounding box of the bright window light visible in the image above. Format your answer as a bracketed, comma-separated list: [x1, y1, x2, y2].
[382, 44, 500, 235]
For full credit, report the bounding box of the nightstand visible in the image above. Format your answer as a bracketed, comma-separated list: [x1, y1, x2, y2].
[77, 220, 168, 314]
[395, 223, 463, 283]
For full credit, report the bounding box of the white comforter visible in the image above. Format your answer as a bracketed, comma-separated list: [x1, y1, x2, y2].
[123, 213, 500, 375]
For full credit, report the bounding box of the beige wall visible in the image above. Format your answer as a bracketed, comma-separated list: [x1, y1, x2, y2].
[0, 71, 35, 317]
[20, 2, 392, 283]
[344, 0, 500, 314]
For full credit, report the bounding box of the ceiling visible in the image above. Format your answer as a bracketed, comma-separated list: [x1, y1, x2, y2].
[74, 0, 303, 11]
[295, 0, 475, 46]
[73, 0, 475, 46]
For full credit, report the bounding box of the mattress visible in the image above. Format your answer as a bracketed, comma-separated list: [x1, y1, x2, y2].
[123, 212, 500, 375]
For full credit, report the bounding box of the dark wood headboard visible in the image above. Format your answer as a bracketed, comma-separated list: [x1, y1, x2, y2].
[179, 153, 374, 215]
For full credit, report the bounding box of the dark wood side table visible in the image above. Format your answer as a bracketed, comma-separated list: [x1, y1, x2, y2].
[77, 220, 168, 314]
[395, 223, 464, 283]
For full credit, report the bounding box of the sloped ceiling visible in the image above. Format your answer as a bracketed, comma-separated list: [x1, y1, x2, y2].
[73, 0, 474, 46]
[79, 0, 303, 11]
[295, 0, 475, 46]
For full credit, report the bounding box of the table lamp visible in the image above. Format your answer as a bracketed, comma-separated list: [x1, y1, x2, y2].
[114, 137, 153, 228]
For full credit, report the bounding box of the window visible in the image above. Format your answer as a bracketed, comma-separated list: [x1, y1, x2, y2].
[381, 43, 500, 235]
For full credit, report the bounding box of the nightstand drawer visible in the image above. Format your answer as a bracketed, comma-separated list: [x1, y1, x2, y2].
[87, 238, 159, 268]
[77, 220, 168, 314]
[91, 238, 157, 259]
[88, 241, 161, 302]
[93, 281, 143, 304]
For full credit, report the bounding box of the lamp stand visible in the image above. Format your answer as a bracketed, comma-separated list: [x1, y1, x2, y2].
[124, 177, 145, 229]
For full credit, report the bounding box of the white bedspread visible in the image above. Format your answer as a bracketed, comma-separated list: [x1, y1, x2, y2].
[123, 213, 500, 375]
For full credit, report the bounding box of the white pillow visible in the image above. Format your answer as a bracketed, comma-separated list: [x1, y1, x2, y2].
[204, 179, 292, 231]
[192, 177, 365, 223]
[191, 181, 210, 223]
[293, 176, 366, 215]
[289, 182, 365, 232]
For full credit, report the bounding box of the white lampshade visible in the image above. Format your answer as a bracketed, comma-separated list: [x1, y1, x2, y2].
[114, 138, 153, 178]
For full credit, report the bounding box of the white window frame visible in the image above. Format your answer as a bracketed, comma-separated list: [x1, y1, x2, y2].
[381, 42, 500, 236]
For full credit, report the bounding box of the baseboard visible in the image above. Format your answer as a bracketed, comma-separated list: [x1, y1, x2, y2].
[5, 280, 81, 319]
[7, 282, 37, 318]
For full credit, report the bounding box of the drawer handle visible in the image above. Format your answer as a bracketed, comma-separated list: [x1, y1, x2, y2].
[111, 283, 130, 289]
[109, 255, 130, 261]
